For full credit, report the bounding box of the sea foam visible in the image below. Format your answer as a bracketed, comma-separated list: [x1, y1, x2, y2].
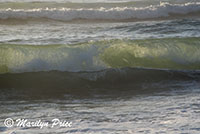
[0, 2, 200, 21]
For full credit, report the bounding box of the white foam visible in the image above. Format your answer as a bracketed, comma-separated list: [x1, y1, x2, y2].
[0, 2, 199, 21]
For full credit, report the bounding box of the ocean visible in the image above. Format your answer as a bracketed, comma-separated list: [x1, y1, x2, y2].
[0, 0, 200, 133]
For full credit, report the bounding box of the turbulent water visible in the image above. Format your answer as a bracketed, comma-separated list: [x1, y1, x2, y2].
[0, 0, 200, 134]
[0, 2, 200, 21]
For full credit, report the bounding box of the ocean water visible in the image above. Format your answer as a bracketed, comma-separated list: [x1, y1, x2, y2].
[0, 0, 200, 134]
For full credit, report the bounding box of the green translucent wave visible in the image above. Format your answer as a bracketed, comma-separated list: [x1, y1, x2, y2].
[101, 37, 200, 70]
[0, 37, 200, 74]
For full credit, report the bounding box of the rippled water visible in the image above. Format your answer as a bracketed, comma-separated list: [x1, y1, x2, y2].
[0, 81, 200, 134]
[0, 19, 200, 45]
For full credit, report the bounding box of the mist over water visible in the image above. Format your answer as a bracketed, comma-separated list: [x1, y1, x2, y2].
[0, 0, 200, 134]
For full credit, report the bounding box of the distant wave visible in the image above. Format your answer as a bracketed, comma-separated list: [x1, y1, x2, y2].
[1, 37, 200, 74]
[0, 2, 200, 21]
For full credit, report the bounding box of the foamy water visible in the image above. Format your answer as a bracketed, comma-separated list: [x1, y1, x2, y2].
[0, 2, 200, 21]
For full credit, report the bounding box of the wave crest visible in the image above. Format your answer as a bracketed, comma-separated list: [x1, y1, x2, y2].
[0, 2, 200, 21]
[1, 37, 200, 74]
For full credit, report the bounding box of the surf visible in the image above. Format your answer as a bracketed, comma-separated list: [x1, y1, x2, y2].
[0, 37, 200, 74]
[0, 2, 200, 22]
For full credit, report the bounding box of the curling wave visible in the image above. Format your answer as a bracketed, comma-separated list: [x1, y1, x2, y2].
[1, 37, 200, 74]
[0, 2, 200, 21]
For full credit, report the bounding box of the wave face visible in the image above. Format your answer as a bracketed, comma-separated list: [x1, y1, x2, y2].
[0, 2, 200, 21]
[0, 37, 200, 74]
[0, 68, 200, 94]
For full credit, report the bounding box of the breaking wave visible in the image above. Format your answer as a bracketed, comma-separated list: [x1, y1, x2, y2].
[1, 37, 200, 93]
[0, 2, 200, 21]
[1, 37, 200, 74]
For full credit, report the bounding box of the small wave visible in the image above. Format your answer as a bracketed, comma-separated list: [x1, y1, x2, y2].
[1, 37, 200, 74]
[0, 2, 200, 21]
